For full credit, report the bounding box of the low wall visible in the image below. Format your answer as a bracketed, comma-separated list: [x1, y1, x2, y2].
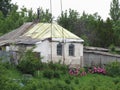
[84, 50, 120, 66]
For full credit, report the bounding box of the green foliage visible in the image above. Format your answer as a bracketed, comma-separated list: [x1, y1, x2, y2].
[110, 0, 120, 46]
[43, 69, 54, 79]
[106, 61, 120, 77]
[113, 20, 120, 45]
[113, 77, 120, 84]
[74, 78, 79, 84]
[39, 8, 52, 23]
[0, 59, 22, 90]
[0, 0, 13, 17]
[42, 62, 68, 79]
[81, 35, 89, 46]
[0, 0, 120, 48]
[58, 10, 115, 47]
[0, 76, 21, 90]
[48, 61, 68, 72]
[17, 49, 42, 75]
[109, 44, 116, 53]
[57, 9, 79, 32]
[65, 78, 71, 84]
[110, 0, 120, 22]
[0, 1, 52, 36]
[1, 58, 120, 90]
[54, 70, 61, 78]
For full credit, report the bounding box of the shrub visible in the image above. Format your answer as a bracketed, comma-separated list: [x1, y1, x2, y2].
[65, 78, 71, 84]
[54, 70, 61, 78]
[0, 75, 21, 90]
[109, 44, 116, 53]
[106, 61, 120, 77]
[43, 69, 61, 79]
[43, 70, 54, 79]
[48, 61, 68, 73]
[17, 49, 42, 75]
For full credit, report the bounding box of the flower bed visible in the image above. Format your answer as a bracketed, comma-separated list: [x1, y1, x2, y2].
[69, 66, 106, 77]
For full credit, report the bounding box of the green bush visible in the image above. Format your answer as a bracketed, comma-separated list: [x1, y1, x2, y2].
[22, 79, 39, 90]
[43, 69, 61, 79]
[54, 70, 61, 78]
[109, 44, 116, 53]
[17, 49, 42, 75]
[65, 78, 71, 84]
[106, 61, 120, 77]
[48, 61, 68, 72]
[43, 69, 54, 79]
[0, 75, 21, 90]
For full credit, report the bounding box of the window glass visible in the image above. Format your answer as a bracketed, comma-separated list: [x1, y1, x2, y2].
[69, 44, 74, 56]
[57, 43, 62, 56]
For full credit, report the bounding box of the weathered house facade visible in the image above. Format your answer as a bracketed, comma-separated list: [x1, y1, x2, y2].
[0, 22, 84, 67]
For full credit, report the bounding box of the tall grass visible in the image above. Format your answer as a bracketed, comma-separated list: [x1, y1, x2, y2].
[1, 51, 120, 90]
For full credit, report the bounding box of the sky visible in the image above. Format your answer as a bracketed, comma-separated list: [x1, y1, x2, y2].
[11, 0, 117, 20]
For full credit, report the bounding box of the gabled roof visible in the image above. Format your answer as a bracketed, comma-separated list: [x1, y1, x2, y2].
[0, 22, 83, 46]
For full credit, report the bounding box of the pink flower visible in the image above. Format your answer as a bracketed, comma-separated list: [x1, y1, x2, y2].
[94, 66, 97, 73]
[80, 71, 87, 76]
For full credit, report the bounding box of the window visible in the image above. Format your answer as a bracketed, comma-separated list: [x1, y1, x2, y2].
[57, 43, 62, 56]
[69, 44, 74, 56]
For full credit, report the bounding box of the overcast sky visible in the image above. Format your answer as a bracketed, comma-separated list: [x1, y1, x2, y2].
[11, 0, 118, 20]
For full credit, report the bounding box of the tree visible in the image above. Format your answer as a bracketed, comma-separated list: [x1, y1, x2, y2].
[57, 10, 115, 47]
[110, 0, 120, 46]
[74, 12, 101, 46]
[0, 0, 13, 17]
[57, 9, 79, 32]
[95, 18, 114, 47]
[37, 8, 52, 23]
[113, 20, 120, 45]
[0, 11, 5, 35]
[110, 0, 120, 22]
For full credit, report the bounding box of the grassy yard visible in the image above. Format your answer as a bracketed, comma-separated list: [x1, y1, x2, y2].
[0, 50, 120, 90]
[29, 73, 120, 90]
[1, 63, 119, 90]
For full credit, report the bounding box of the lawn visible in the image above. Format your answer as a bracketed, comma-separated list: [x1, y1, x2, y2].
[1, 63, 119, 90]
[0, 50, 120, 90]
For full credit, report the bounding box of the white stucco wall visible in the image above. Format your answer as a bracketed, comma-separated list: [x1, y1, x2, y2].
[34, 39, 84, 67]
[51, 42, 83, 67]
[33, 40, 51, 62]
